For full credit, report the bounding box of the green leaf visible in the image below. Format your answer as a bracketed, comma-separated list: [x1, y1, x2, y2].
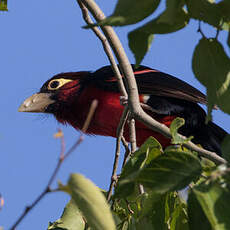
[158, 0, 186, 25]
[129, 1, 189, 65]
[217, 0, 230, 30]
[128, 32, 154, 67]
[201, 158, 216, 177]
[47, 199, 85, 230]
[67, 174, 116, 230]
[165, 192, 178, 225]
[221, 134, 230, 162]
[165, 192, 189, 230]
[139, 192, 168, 229]
[186, 0, 228, 29]
[170, 200, 189, 230]
[170, 117, 193, 144]
[90, 0, 160, 27]
[135, 216, 154, 230]
[123, 137, 162, 176]
[138, 192, 188, 229]
[187, 189, 212, 230]
[137, 151, 202, 193]
[192, 182, 230, 230]
[192, 38, 230, 118]
[0, 0, 7, 11]
[114, 137, 162, 198]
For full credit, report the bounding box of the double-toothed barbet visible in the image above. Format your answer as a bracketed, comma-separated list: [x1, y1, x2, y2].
[18, 65, 227, 155]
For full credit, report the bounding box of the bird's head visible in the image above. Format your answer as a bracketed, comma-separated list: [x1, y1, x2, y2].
[18, 71, 90, 115]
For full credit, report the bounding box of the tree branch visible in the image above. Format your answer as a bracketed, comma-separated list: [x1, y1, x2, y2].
[107, 106, 129, 201]
[77, 0, 127, 98]
[0, 194, 3, 212]
[121, 136, 131, 167]
[129, 118, 137, 154]
[77, 1, 132, 200]
[79, 0, 227, 165]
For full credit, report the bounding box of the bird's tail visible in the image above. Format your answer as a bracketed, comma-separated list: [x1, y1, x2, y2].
[193, 121, 227, 155]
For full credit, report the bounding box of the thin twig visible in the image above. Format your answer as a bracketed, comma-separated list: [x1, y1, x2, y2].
[81, 99, 98, 133]
[77, 1, 133, 200]
[128, 118, 137, 154]
[9, 100, 98, 230]
[215, 28, 220, 39]
[121, 136, 131, 167]
[125, 199, 134, 214]
[77, 0, 127, 98]
[197, 20, 206, 38]
[128, 118, 144, 194]
[215, 20, 224, 40]
[140, 103, 161, 114]
[80, 0, 227, 165]
[107, 106, 129, 201]
[60, 131, 65, 159]
[0, 194, 3, 211]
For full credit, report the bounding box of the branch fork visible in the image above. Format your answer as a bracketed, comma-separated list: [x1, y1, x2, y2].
[78, 0, 227, 166]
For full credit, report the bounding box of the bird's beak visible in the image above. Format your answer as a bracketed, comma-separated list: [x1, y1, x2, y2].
[18, 93, 55, 113]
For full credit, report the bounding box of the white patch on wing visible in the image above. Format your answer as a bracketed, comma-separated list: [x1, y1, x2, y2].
[143, 95, 150, 103]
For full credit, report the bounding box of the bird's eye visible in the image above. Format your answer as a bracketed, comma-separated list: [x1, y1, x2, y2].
[49, 80, 60, 89]
[47, 78, 73, 90]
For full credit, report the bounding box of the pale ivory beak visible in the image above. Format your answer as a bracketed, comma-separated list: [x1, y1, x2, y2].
[18, 93, 54, 113]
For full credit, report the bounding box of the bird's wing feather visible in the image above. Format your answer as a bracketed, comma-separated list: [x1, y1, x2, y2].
[92, 65, 207, 105]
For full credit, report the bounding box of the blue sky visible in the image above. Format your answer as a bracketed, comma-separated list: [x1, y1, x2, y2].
[1, 1, 229, 229]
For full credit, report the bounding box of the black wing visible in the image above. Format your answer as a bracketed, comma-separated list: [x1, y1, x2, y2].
[92, 65, 207, 105]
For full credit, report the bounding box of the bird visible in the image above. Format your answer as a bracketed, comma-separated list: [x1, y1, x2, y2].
[18, 65, 227, 155]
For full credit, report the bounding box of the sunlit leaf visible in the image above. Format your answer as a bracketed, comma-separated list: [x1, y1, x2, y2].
[47, 199, 85, 230]
[137, 151, 202, 193]
[122, 137, 162, 177]
[170, 200, 189, 230]
[201, 158, 216, 177]
[67, 174, 116, 230]
[129, 0, 189, 65]
[170, 117, 193, 144]
[192, 182, 230, 230]
[192, 38, 230, 118]
[114, 137, 162, 198]
[165, 192, 189, 230]
[58, 181, 72, 194]
[165, 192, 178, 225]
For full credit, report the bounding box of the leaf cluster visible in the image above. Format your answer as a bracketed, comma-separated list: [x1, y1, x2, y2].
[48, 119, 230, 230]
